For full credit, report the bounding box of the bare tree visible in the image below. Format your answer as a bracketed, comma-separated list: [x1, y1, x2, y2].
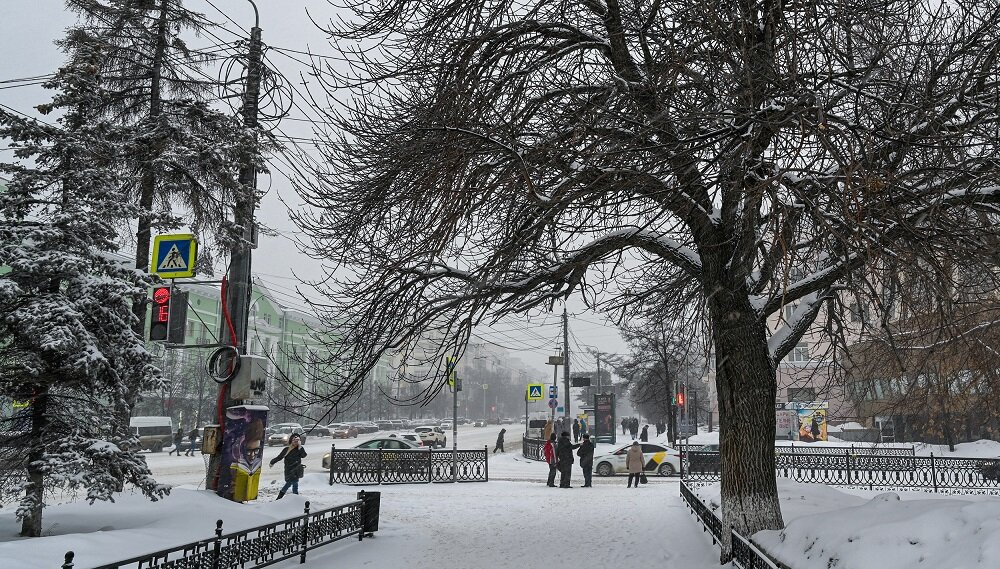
[294, 0, 1000, 548]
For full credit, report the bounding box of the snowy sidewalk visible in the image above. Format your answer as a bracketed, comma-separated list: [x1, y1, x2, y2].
[273, 477, 723, 569]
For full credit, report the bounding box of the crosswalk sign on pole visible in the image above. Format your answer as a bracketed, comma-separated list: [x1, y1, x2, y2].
[526, 383, 544, 401]
[151, 234, 198, 279]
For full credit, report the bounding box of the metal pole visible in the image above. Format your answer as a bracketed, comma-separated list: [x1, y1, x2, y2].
[209, 14, 262, 494]
[563, 307, 570, 422]
[452, 375, 457, 483]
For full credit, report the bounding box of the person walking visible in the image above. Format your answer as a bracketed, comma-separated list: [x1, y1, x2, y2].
[621, 417, 628, 435]
[556, 432, 580, 488]
[169, 428, 184, 456]
[543, 433, 558, 487]
[629, 418, 639, 440]
[494, 428, 506, 453]
[625, 441, 644, 488]
[269, 433, 307, 499]
[543, 419, 554, 442]
[184, 426, 199, 456]
[572, 419, 581, 443]
[640, 424, 649, 442]
[576, 434, 594, 487]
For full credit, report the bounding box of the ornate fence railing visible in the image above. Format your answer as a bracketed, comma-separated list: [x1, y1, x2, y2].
[683, 450, 1000, 494]
[522, 436, 545, 461]
[61, 491, 380, 569]
[679, 481, 782, 568]
[327, 445, 488, 485]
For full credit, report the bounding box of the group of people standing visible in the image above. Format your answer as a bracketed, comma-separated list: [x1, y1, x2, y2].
[542, 431, 594, 488]
[542, 417, 589, 443]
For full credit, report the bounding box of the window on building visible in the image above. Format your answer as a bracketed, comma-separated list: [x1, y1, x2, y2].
[786, 341, 810, 363]
[787, 387, 816, 402]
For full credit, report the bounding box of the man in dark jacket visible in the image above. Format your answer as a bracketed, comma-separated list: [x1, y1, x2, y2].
[572, 419, 580, 442]
[576, 434, 595, 487]
[169, 428, 184, 456]
[556, 432, 580, 488]
[269, 433, 307, 499]
[184, 426, 199, 456]
[494, 428, 506, 453]
[640, 424, 649, 442]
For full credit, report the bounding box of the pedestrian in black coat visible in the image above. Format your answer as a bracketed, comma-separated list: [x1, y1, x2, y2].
[556, 432, 580, 487]
[169, 428, 184, 456]
[572, 419, 581, 442]
[576, 434, 595, 487]
[640, 424, 649, 442]
[269, 434, 307, 499]
[184, 426, 199, 456]
[494, 428, 506, 453]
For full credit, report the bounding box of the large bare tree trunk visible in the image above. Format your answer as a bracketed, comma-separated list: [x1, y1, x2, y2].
[20, 385, 48, 537]
[709, 290, 783, 558]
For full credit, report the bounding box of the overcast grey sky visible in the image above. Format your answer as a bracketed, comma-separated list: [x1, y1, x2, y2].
[0, 0, 629, 377]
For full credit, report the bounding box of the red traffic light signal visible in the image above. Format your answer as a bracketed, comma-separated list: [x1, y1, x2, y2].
[677, 392, 685, 407]
[149, 286, 170, 341]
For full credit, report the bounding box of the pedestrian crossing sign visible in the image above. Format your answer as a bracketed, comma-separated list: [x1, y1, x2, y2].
[151, 234, 198, 279]
[526, 383, 544, 401]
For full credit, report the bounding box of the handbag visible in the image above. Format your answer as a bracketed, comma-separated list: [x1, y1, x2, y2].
[639, 472, 648, 484]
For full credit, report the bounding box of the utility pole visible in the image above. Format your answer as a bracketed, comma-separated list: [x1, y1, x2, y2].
[563, 307, 570, 422]
[209, 3, 262, 493]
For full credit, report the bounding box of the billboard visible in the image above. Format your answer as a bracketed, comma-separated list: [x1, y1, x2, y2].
[797, 408, 828, 442]
[593, 393, 616, 443]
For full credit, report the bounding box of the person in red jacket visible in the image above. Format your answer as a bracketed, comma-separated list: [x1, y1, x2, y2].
[543, 434, 557, 487]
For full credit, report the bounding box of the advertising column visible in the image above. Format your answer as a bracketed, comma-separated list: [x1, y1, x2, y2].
[593, 393, 616, 445]
[217, 405, 268, 502]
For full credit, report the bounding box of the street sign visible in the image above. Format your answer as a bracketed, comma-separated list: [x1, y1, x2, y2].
[548, 399, 558, 409]
[151, 234, 198, 279]
[526, 384, 544, 401]
[548, 385, 557, 398]
[557, 407, 564, 413]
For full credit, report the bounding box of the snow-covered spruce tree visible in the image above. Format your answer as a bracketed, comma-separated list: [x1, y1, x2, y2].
[293, 1, 1000, 554]
[0, 44, 168, 537]
[63, 0, 258, 367]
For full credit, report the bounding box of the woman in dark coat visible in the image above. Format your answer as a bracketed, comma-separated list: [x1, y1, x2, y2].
[494, 428, 506, 453]
[640, 424, 649, 442]
[269, 433, 307, 499]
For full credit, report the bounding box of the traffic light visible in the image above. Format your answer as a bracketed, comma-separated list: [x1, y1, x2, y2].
[149, 287, 170, 341]
[677, 391, 685, 407]
[149, 287, 188, 343]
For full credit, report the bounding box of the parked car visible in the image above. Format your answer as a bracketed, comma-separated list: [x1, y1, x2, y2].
[375, 420, 393, 431]
[267, 426, 306, 446]
[331, 424, 359, 439]
[415, 426, 447, 448]
[351, 422, 379, 434]
[322, 437, 425, 469]
[303, 424, 331, 437]
[439, 422, 453, 431]
[501, 417, 514, 425]
[593, 442, 681, 477]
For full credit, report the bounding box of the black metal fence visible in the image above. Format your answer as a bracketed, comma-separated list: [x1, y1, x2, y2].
[60, 491, 380, 569]
[327, 445, 489, 485]
[679, 481, 781, 568]
[683, 449, 1000, 494]
[522, 436, 545, 461]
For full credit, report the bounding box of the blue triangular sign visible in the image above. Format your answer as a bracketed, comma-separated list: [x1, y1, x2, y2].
[529, 386, 542, 398]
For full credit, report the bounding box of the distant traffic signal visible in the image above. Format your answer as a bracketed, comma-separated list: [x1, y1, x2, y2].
[677, 391, 685, 407]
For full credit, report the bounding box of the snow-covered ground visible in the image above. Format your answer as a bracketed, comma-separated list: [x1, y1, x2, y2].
[693, 479, 1000, 569]
[5, 425, 999, 569]
[683, 429, 1000, 458]
[0, 452, 719, 569]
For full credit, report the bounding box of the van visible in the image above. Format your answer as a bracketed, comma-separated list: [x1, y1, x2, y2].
[129, 416, 173, 452]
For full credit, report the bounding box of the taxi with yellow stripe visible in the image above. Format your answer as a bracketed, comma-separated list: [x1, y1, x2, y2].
[594, 442, 681, 477]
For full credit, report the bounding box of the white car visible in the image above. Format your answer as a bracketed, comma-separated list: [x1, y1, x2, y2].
[388, 432, 425, 447]
[593, 442, 681, 477]
[415, 426, 447, 448]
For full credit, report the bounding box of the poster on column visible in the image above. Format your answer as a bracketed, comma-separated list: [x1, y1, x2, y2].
[218, 405, 268, 501]
[797, 408, 828, 442]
